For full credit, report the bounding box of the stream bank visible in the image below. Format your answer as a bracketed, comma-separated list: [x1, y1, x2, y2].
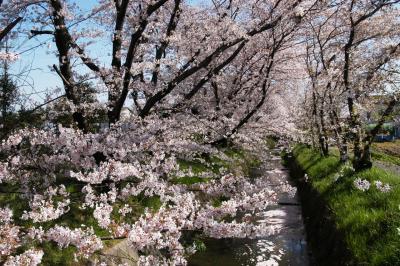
[283, 152, 350, 266]
[287, 144, 400, 266]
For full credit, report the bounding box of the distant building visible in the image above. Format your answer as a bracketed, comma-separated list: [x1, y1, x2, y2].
[364, 96, 400, 141]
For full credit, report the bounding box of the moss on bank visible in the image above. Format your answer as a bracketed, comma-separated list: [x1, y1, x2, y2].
[288, 144, 400, 266]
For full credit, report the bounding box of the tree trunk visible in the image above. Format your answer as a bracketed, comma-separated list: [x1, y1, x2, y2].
[319, 100, 329, 156]
[329, 110, 348, 162]
[347, 96, 364, 169]
[339, 143, 349, 163]
[328, 94, 348, 162]
[354, 98, 397, 170]
[354, 145, 372, 170]
[312, 90, 328, 156]
[50, 0, 88, 132]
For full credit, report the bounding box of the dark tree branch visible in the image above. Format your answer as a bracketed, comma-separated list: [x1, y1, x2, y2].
[151, 0, 182, 85]
[138, 37, 245, 118]
[183, 41, 247, 101]
[111, 0, 130, 72]
[0, 17, 23, 43]
[27, 94, 66, 114]
[30, 30, 54, 37]
[138, 0, 304, 118]
[109, 0, 169, 123]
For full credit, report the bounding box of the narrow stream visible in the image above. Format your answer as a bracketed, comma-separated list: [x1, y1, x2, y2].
[188, 148, 311, 266]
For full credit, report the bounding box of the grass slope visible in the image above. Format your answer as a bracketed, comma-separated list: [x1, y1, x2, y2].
[373, 140, 400, 158]
[292, 145, 400, 265]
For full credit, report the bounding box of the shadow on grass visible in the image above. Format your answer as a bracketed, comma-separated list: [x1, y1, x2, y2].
[286, 145, 400, 266]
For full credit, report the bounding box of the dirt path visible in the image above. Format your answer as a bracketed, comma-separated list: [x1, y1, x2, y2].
[374, 160, 400, 176]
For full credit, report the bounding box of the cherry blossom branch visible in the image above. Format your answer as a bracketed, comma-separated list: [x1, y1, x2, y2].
[0, 17, 23, 43]
[138, 0, 308, 118]
[110, 0, 170, 123]
[151, 0, 182, 85]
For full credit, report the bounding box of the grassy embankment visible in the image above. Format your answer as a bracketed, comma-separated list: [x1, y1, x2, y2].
[372, 140, 400, 166]
[289, 144, 400, 265]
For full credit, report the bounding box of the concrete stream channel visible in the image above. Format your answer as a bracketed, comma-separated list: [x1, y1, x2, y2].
[102, 147, 312, 265]
[189, 147, 311, 266]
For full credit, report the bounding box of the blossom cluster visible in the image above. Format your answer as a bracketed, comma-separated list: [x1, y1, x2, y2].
[46, 226, 103, 258]
[0, 52, 19, 62]
[374, 181, 391, 193]
[21, 185, 70, 223]
[0, 0, 313, 264]
[353, 178, 371, 192]
[354, 178, 391, 193]
[3, 249, 44, 266]
[0, 115, 298, 265]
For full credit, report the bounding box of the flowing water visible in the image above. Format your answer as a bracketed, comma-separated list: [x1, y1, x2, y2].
[188, 148, 311, 266]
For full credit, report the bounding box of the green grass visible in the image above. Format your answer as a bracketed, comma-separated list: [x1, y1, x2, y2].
[172, 155, 227, 185]
[371, 150, 400, 166]
[40, 242, 78, 266]
[264, 136, 279, 149]
[292, 144, 400, 265]
[177, 158, 211, 174]
[223, 147, 261, 176]
[173, 146, 261, 185]
[171, 176, 211, 185]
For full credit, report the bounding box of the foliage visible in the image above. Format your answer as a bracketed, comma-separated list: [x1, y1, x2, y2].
[264, 136, 279, 149]
[0, 71, 19, 138]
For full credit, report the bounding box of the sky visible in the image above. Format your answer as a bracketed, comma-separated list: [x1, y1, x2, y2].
[10, 0, 98, 104]
[8, 0, 205, 106]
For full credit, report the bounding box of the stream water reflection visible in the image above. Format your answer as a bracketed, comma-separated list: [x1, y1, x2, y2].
[188, 149, 311, 266]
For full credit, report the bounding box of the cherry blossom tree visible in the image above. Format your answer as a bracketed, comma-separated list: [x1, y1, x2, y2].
[0, 0, 314, 265]
[300, 0, 400, 169]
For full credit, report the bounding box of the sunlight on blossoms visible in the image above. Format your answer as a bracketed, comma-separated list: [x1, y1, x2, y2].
[0, 0, 399, 265]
